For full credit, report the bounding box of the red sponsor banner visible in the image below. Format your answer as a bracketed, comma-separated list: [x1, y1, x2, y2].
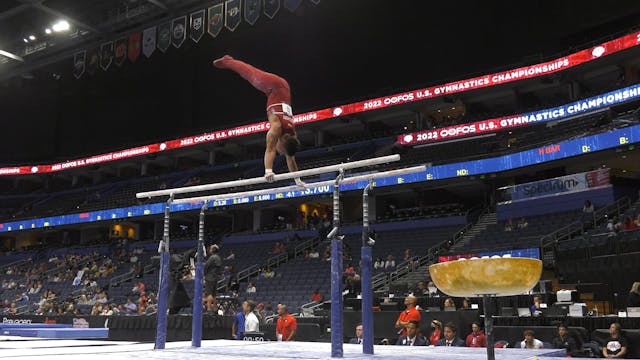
[1, 31, 639, 176]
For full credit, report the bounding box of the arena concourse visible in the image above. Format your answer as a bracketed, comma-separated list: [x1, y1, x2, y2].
[1, 1, 640, 359]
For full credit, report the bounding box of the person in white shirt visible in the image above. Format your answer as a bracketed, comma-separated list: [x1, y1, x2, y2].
[243, 300, 260, 334]
[520, 329, 544, 349]
[246, 282, 256, 294]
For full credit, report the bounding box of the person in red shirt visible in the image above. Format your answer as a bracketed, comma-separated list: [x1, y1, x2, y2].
[429, 320, 443, 346]
[466, 322, 487, 348]
[395, 295, 421, 337]
[311, 289, 323, 303]
[276, 304, 297, 341]
[212, 55, 303, 185]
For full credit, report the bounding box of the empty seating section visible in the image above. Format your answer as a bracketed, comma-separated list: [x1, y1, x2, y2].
[465, 209, 584, 251]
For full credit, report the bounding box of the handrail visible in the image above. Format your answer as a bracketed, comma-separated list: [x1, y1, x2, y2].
[541, 197, 631, 249]
[372, 221, 474, 291]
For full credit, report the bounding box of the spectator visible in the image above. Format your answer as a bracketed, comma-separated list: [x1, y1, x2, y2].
[348, 323, 363, 344]
[504, 218, 514, 232]
[517, 217, 528, 229]
[403, 249, 413, 262]
[271, 242, 283, 254]
[583, 200, 594, 213]
[101, 304, 114, 316]
[623, 216, 638, 231]
[384, 255, 396, 271]
[307, 248, 320, 259]
[466, 322, 487, 348]
[261, 303, 274, 318]
[91, 303, 103, 315]
[462, 298, 471, 310]
[530, 295, 543, 316]
[414, 281, 428, 296]
[603, 322, 628, 358]
[427, 281, 439, 297]
[121, 298, 136, 314]
[396, 320, 427, 346]
[443, 298, 456, 310]
[261, 267, 275, 279]
[276, 304, 297, 341]
[395, 295, 421, 337]
[8, 303, 18, 315]
[520, 329, 544, 349]
[311, 289, 323, 303]
[436, 322, 465, 347]
[246, 282, 256, 294]
[374, 257, 384, 270]
[243, 300, 259, 334]
[628, 282, 640, 307]
[344, 263, 356, 277]
[552, 324, 577, 356]
[231, 306, 245, 340]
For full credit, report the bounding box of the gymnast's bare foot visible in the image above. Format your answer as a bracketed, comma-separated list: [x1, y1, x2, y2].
[212, 55, 234, 68]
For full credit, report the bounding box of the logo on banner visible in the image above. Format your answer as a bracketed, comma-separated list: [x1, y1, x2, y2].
[128, 32, 141, 62]
[244, 0, 261, 25]
[208, 4, 224, 37]
[72, 50, 86, 79]
[172, 16, 187, 48]
[225, 0, 241, 32]
[157, 22, 171, 52]
[100, 41, 114, 70]
[86, 48, 99, 75]
[142, 26, 156, 58]
[114, 37, 127, 67]
[284, 0, 302, 12]
[189, 9, 205, 42]
[263, 0, 280, 19]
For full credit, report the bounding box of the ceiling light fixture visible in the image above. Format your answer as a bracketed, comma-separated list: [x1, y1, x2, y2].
[52, 20, 70, 32]
[45, 28, 52, 34]
[28, 35, 36, 41]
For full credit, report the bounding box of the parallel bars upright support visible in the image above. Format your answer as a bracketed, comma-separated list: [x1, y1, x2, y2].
[361, 180, 374, 355]
[154, 193, 173, 350]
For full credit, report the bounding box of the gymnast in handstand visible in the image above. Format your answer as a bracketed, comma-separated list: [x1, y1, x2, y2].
[213, 55, 304, 186]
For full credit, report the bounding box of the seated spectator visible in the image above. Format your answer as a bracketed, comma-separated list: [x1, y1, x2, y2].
[348, 323, 363, 344]
[517, 217, 528, 229]
[311, 289, 323, 303]
[246, 282, 256, 294]
[123, 299, 137, 314]
[552, 324, 577, 356]
[261, 267, 275, 279]
[520, 329, 543, 349]
[396, 320, 427, 346]
[91, 303, 103, 315]
[583, 200, 594, 213]
[384, 255, 396, 271]
[603, 322, 628, 358]
[466, 322, 486, 347]
[403, 249, 413, 262]
[132, 281, 145, 295]
[101, 304, 114, 316]
[462, 298, 471, 310]
[344, 263, 356, 277]
[504, 218, 514, 232]
[307, 248, 320, 259]
[414, 281, 428, 296]
[530, 295, 543, 316]
[8, 303, 18, 315]
[427, 281, 439, 297]
[261, 303, 274, 318]
[436, 322, 465, 347]
[443, 298, 456, 310]
[628, 282, 640, 307]
[374, 257, 384, 270]
[623, 216, 638, 231]
[271, 242, 283, 254]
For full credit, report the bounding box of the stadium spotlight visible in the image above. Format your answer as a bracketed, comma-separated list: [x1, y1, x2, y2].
[45, 28, 52, 34]
[52, 20, 70, 32]
[23, 38, 28, 43]
[28, 35, 36, 41]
